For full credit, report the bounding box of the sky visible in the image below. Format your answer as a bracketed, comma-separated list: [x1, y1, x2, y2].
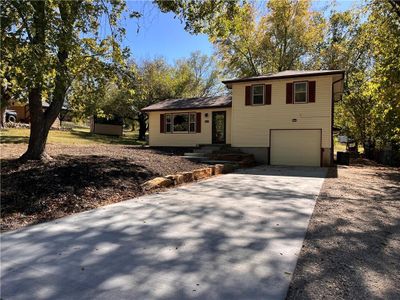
[119, 0, 358, 64]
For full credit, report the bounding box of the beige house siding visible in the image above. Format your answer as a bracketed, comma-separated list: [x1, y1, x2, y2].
[148, 108, 231, 147]
[231, 75, 333, 149]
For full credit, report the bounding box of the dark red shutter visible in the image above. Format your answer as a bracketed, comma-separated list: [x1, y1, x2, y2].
[286, 83, 293, 104]
[308, 81, 316, 102]
[265, 84, 271, 105]
[245, 86, 251, 105]
[196, 112, 201, 133]
[160, 114, 165, 133]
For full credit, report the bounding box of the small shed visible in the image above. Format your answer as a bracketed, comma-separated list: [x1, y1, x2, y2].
[90, 115, 123, 136]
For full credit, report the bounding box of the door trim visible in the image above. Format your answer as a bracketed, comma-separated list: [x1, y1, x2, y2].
[212, 111, 226, 144]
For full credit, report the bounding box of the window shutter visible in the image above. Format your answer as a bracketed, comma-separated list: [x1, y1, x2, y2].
[196, 112, 201, 133]
[265, 84, 272, 105]
[286, 83, 293, 104]
[245, 86, 251, 105]
[308, 81, 316, 102]
[160, 114, 165, 133]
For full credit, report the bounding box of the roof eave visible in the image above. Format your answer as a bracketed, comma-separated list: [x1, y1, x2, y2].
[141, 103, 232, 112]
[222, 70, 346, 86]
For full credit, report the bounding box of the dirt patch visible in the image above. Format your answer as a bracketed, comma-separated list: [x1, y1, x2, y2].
[287, 160, 400, 299]
[1, 144, 207, 232]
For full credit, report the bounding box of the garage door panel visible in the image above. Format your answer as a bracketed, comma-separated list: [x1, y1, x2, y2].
[270, 130, 321, 167]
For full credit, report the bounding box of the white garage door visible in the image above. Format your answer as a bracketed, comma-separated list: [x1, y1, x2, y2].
[270, 129, 321, 167]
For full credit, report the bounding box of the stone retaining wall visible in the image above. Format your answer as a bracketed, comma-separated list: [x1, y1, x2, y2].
[141, 163, 241, 191]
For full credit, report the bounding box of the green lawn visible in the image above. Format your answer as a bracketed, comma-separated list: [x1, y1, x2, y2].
[0, 127, 146, 146]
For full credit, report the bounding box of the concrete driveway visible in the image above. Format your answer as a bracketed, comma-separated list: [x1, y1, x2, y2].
[1, 166, 326, 300]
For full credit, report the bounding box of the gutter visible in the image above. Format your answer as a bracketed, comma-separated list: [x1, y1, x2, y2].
[331, 72, 345, 166]
[141, 103, 232, 113]
[222, 70, 346, 87]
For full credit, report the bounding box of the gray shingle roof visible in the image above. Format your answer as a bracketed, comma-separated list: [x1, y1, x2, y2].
[141, 95, 232, 112]
[222, 70, 345, 85]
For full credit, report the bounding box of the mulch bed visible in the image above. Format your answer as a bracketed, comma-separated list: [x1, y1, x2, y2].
[1, 144, 207, 232]
[286, 159, 400, 299]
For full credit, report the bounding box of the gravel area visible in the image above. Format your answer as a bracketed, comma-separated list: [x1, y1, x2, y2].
[286, 160, 400, 299]
[1, 144, 207, 232]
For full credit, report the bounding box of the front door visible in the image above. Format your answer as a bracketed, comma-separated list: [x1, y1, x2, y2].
[212, 111, 226, 144]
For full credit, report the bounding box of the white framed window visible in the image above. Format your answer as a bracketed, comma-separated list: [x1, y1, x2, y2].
[252, 85, 265, 105]
[165, 114, 172, 133]
[294, 82, 308, 103]
[165, 113, 196, 133]
[189, 113, 196, 133]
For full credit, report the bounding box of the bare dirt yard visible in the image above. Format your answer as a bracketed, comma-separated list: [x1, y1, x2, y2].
[1, 143, 206, 232]
[287, 160, 400, 300]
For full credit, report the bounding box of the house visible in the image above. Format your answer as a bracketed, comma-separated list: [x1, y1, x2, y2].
[9, 101, 69, 128]
[142, 70, 345, 167]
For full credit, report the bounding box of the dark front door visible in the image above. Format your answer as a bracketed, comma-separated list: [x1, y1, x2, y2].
[212, 111, 226, 144]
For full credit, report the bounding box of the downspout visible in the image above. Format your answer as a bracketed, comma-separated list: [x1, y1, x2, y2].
[331, 73, 345, 166]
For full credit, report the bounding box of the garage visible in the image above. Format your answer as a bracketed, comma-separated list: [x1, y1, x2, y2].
[270, 129, 321, 167]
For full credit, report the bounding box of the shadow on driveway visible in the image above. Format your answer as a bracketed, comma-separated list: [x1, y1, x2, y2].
[1, 166, 327, 300]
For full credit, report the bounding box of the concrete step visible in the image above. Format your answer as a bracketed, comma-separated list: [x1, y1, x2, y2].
[184, 153, 209, 157]
[202, 160, 232, 165]
[193, 149, 214, 154]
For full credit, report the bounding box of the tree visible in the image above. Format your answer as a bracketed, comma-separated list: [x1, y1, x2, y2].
[205, 0, 325, 77]
[2, 0, 138, 160]
[0, 2, 26, 127]
[155, 0, 242, 34]
[133, 53, 221, 140]
[367, 0, 400, 148]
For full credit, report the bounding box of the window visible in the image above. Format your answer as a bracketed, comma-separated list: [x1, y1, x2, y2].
[173, 114, 189, 132]
[165, 113, 196, 133]
[252, 85, 264, 105]
[189, 113, 196, 133]
[294, 82, 308, 103]
[165, 114, 172, 133]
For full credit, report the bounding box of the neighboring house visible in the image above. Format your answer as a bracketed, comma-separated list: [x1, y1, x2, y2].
[90, 115, 123, 136]
[142, 70, 345, 167]
[9, 101, 69, 128]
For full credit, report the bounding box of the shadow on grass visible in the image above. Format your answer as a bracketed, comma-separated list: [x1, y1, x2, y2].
[0, 129, 146, 146]
[68, 130, 146, 145]
[0, 135, 29, 144]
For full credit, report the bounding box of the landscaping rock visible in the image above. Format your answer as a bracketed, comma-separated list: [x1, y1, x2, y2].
[210, 165, 216, 175]
[214, 164, 224, 175]
[179, 171, 194, 183]
[193, 167, 213, 180]
[165, 174, 184, 185]
[141, 177, 173, 190]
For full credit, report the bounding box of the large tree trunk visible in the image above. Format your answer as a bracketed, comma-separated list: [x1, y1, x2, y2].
[138, 112, 147, 141]
[20, 1, 76, 161]
[0, 106, 6, 128]
[1, 78, 11, 128]
[19, 88, 52, 160]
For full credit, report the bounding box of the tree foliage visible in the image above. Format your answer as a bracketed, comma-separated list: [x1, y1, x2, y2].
[207, 0, 325, 77]
[130, 53, 221, 140]
[1, 0, 138, 160]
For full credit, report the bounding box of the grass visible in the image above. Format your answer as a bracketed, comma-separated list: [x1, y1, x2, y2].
[0, 127, 146, 146]
[334, 137, 364, 154]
